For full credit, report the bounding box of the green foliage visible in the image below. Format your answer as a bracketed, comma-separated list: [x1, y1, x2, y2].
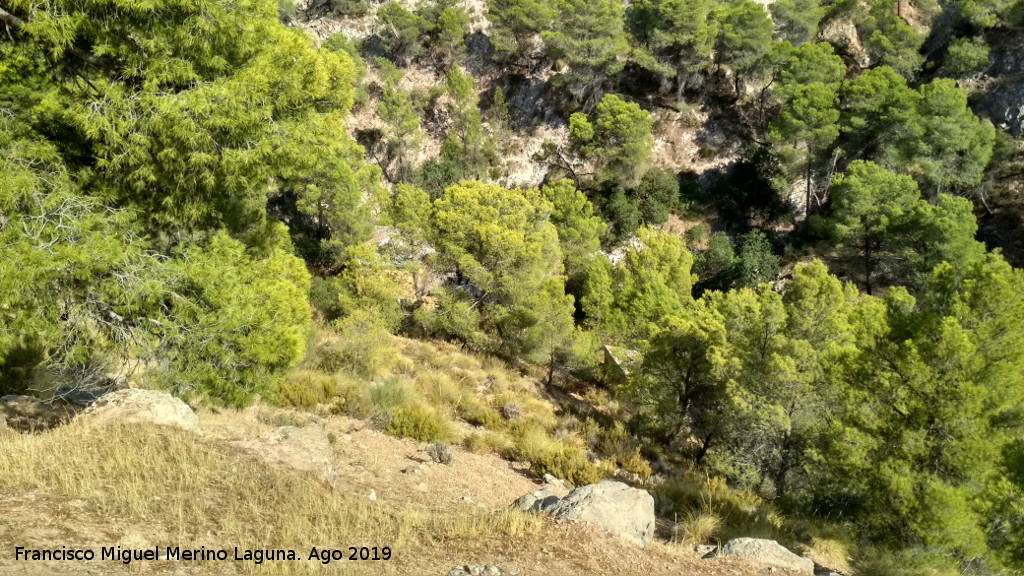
[712, 0, 774, 95]
[821, 161, 922, 294]
[373, 69, 423, 183]
[376, 2, 432, 64]
[541, 179, 607, 279]
[276, 371, 339, 409]
[6, 0, 360, 236]
[542, 0, 629, 108]
[329, 309, 400, 378]
[438, 66, 498, 184]
[156, 231, 313, 406]
[507, 425, 608, 485]
[430, 181, 574, 357]
[820, 160, 986, 293]
[941, 37, 990, 78]
[434, 6, 470, 63]
[769, 0, 825, 45]
[910, 79, 996, 193]
[859, 0, 926, 78]
[486, 0, 556, 60]
[821, 255, 1024, 558]
[279, 0, 298, 23]
[570, 94, 654, 188]
[736, 230, 780, 288]
[616, 227, 696, 340]
[628, 0, 717, 103]
[391, 183, 433, 249]
[369, 378, 413, 411]
[385, 403, 454, 442]
[0, 126, 152, 391]
[310, 0, 371, 17]
[632, 168, 681, 225]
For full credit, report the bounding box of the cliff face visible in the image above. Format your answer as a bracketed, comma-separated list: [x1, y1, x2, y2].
[971, 28, 1024, 137]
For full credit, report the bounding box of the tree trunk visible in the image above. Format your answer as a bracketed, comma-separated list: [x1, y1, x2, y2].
[774, 405, 795, 500]
[695, 432, 713, 465]
[805, 154, 813, 221]
[865, 236, 873, 296]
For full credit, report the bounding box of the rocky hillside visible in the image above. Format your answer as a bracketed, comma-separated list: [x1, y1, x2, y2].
[1, 379, 821, 576]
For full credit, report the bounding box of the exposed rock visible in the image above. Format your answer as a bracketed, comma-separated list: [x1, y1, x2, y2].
[79, 389, 200, 433]
[368, 489, 377, 502]
[447, 565, 521, 576]
[511, 489, 560, 514]
[695, 544, 717, 558]
[820, 18, 870, 69]
[1, 395, 81, 432]
[546, 480, 656, 547]
[235, 425, 337, 488]
[542, 473, 567, 493]
[53, 386, 106, 407]
[717, 538, 814, 574]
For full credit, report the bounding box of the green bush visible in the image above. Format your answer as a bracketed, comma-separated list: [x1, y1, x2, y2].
[369, 377, 412, 411]
[276, 371, 338, 409]
[507, 425, 608, 486]
[385, 404, 453, 443]
[941, 37, 989, 78]
[331, 374, 376, 419]
[459, 399, 505, 430]
[327, 309, 400, 378]
[463, 432, 512, 454]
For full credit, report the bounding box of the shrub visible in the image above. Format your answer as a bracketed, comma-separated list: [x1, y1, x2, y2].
[329, 309, 399, 378]
[673, 510, 722, 547]
[618, 446, 653, 481]
[459, 400, 505, 430]
[501, 402, 521, 421]
[385, 404, 453, 443]
[654, 473, 785, 543]
[369, 377, 412, 411]
[276, 371, 338, 409]
[427, 441, 453, 464]
[331, 374, 376, 419]
[941, 37, 989, 78]
[508, 425, 607, 486]
[463, 432, 513, 454]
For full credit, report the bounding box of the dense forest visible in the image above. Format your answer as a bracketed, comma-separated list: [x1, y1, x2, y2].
[2, 0, 1024, 572]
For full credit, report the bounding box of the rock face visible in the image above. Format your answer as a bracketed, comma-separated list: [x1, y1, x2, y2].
[1, 395, 81, 432]
[511, 489, 560, 514]
[235, 425, 337, 488]
[546, 480, 656, 547]
[79, 389, 200, 433]
[717, 538, 814, 574]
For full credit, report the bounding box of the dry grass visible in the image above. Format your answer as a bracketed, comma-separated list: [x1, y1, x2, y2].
[0, 421, 543, 575]
[673, 510, 723, 548]
[809, 536, 853, 575]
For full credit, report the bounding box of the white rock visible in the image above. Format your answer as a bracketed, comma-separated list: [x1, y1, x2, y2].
[717, 538, 815, 574]
[79, 389, 199, 433]
[546, 480, 655, 547]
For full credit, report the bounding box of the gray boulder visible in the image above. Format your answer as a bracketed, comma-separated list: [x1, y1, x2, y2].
[546, 480, 655, 547]
[717, 538, 814, 574]
[511, 489, 560, 513]
[79, 389, 200, 433]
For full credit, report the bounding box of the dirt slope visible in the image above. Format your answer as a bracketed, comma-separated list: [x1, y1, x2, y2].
[0, 409, 806, 576]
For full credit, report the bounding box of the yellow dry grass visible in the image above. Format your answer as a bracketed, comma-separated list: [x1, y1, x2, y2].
[0, 421, 543, 575]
